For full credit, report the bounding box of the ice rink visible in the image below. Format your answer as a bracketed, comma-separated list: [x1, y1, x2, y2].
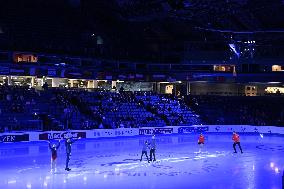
[0, 133, 283, 189]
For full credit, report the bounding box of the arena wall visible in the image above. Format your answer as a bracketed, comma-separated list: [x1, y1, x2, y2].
[1, 125, 284, 142]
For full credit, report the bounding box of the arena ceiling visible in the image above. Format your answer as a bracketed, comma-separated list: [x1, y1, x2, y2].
[109, 0, 284, 30]
[0, 0, 284, 61]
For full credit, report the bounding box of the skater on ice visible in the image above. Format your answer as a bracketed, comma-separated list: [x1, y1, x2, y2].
[140, 140, 150, 163]
[150, 135, 156, 162]
[48, 139, 61, 173]
[198, 133, 205, 153]
[232, 132, 243, 153]
[65, 136, 81, 171]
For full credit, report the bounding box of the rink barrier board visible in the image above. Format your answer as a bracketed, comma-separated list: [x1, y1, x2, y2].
[1, 125, 284, 142]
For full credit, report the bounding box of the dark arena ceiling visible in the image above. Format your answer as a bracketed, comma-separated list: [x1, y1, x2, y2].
[0, 0, 284, 62]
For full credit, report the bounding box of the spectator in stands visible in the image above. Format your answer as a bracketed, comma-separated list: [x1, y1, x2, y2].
[6, 93, 12, 101]
[31, 99, 36, 105]
[119, 122, 125, 128]
[20, 94, 24, 101]
[63, 106, 72, 130]
[42, 82, 49, 91]
[99, 122, 104, 129]
[119, 86, 124, 92]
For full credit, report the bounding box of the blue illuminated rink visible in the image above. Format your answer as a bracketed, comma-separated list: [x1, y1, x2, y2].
[0, 133, 283, 189]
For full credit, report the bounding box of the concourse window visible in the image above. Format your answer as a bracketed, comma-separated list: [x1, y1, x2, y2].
[272, 65, 283, 72]
[14, 53, 38, 63]
[265, 87, 284, 94]
[213, 65, 234, 72]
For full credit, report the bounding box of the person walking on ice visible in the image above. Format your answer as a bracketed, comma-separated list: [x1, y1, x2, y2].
[140, 140, 150, 163]
[65, 136, 81, 171]
[232, 131, 243, 153]
[150, 135, 156, 162]
[48, 139, 61, 173]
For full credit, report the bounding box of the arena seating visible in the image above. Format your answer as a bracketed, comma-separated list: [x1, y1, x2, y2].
[2, 85, 284, 133]
[71, 90, 167, 128]
[0, 86, 203, 132]
[186, 95, 284, 126]
[0, 86, 42, 132]
[135, 92, 201, 126]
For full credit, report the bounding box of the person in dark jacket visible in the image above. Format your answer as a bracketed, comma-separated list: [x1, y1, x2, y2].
[65, 137, 81, 171]
[140, 140, 150, 163]
[150, 135, 156, 161]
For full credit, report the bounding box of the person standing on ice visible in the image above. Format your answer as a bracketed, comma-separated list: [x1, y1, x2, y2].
[65, 136, 81, 171]
[48, 139, 61, 173]
[150, 135, 156, 161]
[198, 133, 205, 153]
[232, 132, 243, 153]
[140, 140, 150, 163]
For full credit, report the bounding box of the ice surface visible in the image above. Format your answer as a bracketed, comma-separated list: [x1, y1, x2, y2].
[0, 133, 283, 189]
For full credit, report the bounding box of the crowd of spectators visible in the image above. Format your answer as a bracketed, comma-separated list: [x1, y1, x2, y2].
[2, 86, 284, 133]
[136, 92, 200, 126]
[187, 95, 284, 126]
[0, 85, 41, 132]
[58, 90, 166, 129]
